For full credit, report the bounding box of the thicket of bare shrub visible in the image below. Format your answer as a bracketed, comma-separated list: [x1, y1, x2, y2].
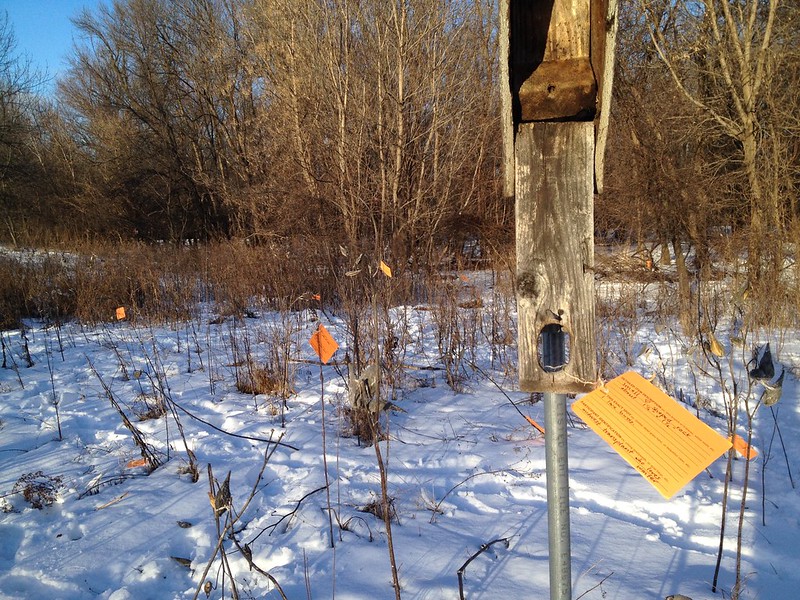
[1, 1, 797, 338]
[0, 253, 77, 330]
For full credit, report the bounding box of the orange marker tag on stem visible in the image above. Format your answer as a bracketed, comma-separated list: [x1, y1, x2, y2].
[525, 415, 545, 435]
[731, 434, 758, 460]
[115, 307, 126, 321]
[309, 324, 339, 364]
[380, 260, 392, 278]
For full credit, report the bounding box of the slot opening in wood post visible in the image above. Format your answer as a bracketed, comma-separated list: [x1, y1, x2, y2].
[538, 323, 570, 373]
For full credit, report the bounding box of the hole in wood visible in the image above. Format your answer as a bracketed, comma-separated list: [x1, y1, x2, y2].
[538, 323, 570, 373]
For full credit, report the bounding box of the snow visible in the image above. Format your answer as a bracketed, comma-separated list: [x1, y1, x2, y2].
[1, 278, 798, 600]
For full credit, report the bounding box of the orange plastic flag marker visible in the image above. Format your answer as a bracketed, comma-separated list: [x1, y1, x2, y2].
[126, 457, 148, 469]
[731, 434, 758, 460]
[309, 324, 339, 364]
[380, 260, 393, 278]
[459, 274, 470, 283]
[115, 307, 127, 321]
[572, 371, 732, 499]
[312, 293, 321, 301]
[525, 415, 545, 435]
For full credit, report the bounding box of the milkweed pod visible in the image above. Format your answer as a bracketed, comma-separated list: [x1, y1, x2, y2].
[762, 369, 785, 406]
[708, 333, 724, 357]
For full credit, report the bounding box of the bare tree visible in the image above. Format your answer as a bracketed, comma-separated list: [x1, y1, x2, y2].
[637, 0, 790, 285]
[0, 12, 47, 243]
[55, 0, 506, 253]
[247, 0, 503, 262]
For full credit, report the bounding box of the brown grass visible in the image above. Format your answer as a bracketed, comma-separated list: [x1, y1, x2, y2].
[235, 362, 286, 396]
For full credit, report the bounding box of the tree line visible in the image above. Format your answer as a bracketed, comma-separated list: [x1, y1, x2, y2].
[602, 0, 799, 286]
[1, 0, 798, 281]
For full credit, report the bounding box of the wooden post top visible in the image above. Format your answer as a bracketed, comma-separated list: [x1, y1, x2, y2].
[503, 0, 618, 394]
[503, 0, 618, 190]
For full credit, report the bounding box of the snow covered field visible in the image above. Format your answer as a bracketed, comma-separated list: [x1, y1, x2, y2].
[0, 275, 798, 600]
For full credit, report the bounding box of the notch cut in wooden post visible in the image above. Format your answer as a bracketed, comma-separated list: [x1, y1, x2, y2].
[502, 0, 619, 195]
[510, 0, 596, 122]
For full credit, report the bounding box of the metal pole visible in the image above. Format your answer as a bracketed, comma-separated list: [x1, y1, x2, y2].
[542, 325, 572, 600]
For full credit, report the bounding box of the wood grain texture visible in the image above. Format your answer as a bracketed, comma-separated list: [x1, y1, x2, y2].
[510, 0, 595, 122]
[515, 121, 596, 393]
[545, 0, 591, 60]
[499, 0, 515, 200]
[592, 0, 618, 194]
[518, 57, 596, 121]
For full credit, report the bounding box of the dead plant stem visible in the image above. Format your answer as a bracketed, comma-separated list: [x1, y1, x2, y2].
[769, 406, 795, 488]
[457, 538, 509, 600]
[373, 289, 402, 600]
[318, 350, 336, 550]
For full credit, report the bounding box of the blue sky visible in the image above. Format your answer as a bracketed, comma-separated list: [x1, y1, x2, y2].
[1, 0, 102, 89]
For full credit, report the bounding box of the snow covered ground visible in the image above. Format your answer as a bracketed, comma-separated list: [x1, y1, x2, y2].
[0, 277, 798, 600]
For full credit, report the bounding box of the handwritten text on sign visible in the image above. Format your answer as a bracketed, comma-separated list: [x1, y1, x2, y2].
[572, 371, 732, 499]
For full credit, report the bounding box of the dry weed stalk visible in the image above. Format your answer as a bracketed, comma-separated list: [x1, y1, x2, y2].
[371, 279, 402, 600]
[690, 284, 757, 600]
[137, 332, 200, 481]
[314, 340, 337, 550]
[43, 329, 63, 440]
[194, 441, 288, 600]
[430, 276, 481, 392]
[88, 358, 163, 472]
[1, 331, 25, 389]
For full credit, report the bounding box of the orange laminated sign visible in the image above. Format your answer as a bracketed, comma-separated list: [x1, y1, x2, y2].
[572, 371, 732, 499]
[380, 260, 393, 278]
[115, 307, 126, 321]
[309, 324, 339, 364]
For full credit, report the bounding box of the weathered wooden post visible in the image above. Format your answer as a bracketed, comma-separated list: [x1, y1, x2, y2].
[500, 1, 618, 598]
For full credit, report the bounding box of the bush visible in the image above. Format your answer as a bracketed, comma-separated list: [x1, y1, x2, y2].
[12, 471, 64, 509]
[0, 253, 77, 330]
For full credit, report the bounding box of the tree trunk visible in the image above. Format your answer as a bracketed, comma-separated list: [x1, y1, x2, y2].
[672, 236, 693, 335]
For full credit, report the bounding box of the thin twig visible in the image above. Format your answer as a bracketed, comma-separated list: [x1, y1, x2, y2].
[575, 571, 614, 600]
[430, 469, 511, 524]
[468, 360, 544, 433]
[168, 396, 299, 450]
[457, 537, 510, 600]
[249, 485, 328, 543]
[94, 492, 129, 510]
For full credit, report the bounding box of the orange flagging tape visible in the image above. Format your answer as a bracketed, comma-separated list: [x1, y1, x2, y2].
[525, 415, 545, 435]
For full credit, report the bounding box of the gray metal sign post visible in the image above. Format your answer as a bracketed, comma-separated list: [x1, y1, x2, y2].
[500, 1, 618, 598]
[542, 324, 572, 599]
